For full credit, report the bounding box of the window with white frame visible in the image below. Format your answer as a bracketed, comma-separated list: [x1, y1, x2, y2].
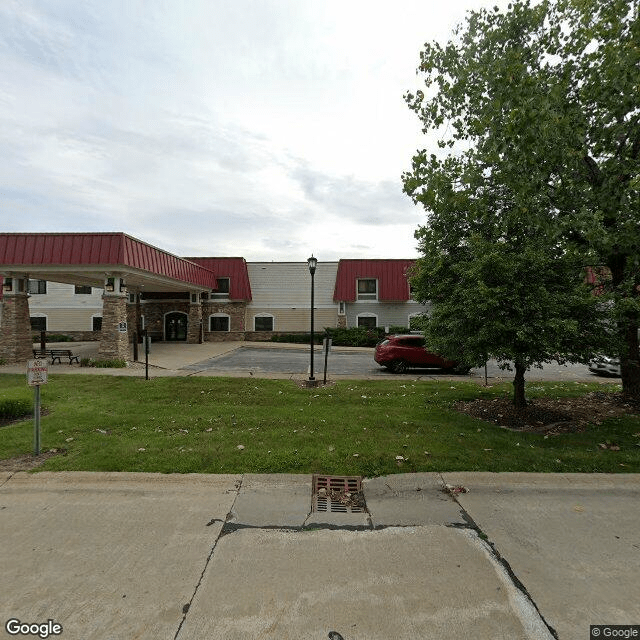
[210, 314, 230, 331]
[338, 301, 346, 315]
[28, 280, 47, 294]
[254, 314, 274, 331]
[211, 277, 230, 299]
[357, 279, 377, 300]
[357, 313, 377, 328]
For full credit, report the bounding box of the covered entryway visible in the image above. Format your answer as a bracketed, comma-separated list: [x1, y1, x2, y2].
[0, 233, 218, 363]
[165, 312, 188, 341]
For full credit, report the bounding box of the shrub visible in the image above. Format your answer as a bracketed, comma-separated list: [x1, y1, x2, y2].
[32, 334, 74, 343]
[270, 333, 323, 345]
[82, 358, 127, 368]
[0, 398, 33, 420]
[324, 327, 385, 347]
[388, 325, 410, 334]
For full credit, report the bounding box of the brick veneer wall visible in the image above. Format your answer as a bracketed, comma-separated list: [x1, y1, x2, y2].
[98, 295, 129, 360]
[0, 294, 33, 362]
[140, 301, 190, 340]
[187, 304, 203, 343]
[36, 331, 100, 342]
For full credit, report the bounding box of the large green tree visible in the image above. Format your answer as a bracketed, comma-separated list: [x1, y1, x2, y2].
[404, 0, 639, 402]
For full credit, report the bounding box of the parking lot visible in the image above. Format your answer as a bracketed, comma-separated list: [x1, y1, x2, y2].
[179, 345, 609, 383]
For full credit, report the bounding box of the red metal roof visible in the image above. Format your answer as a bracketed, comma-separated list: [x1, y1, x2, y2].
[0, 233, 218, 289]
[333, 259, 415, 302]
[185, 257, 252, 301]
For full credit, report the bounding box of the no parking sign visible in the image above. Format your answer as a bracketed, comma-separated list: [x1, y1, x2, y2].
[27, 358, 48, 386]
[27, 358, 48, 455]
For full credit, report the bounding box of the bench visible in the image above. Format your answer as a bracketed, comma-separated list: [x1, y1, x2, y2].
[33, 349, 80, 365]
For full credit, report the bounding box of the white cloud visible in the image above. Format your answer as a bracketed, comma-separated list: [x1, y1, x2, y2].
[0, 0, 513, 261]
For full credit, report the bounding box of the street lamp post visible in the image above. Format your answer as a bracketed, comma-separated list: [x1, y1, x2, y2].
[307, 255, 317, 382]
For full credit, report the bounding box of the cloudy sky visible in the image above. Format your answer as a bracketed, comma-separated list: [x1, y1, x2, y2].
[0, 0, 510, 262]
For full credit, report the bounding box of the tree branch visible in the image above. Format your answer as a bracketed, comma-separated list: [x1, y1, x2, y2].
[583, 154, 602, 187]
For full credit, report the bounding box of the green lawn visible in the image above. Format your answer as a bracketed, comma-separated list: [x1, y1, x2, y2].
[1, 374, 638, 475]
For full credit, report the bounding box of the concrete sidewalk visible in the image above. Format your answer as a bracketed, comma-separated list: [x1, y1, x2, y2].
[1, 472, 638, 639]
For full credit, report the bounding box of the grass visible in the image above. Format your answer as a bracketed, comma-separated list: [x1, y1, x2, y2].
[0, 374, 638, 475]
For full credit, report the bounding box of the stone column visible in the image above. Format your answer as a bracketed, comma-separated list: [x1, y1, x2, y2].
[0, 276, 32, 363]
[187, 292, 203, 344]
[98, 275, 129, 360]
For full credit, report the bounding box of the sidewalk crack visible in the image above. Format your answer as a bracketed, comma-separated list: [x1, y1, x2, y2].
[0, 472, 16, 489]
[173, 474, 245, 640]
[437, 474, 559, 640]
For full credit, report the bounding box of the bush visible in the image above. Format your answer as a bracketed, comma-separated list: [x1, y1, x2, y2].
[82, 358, 127, 368]
[268, 327, 414, 347]
[0, 398, 33, 420]
[270, 333, 323, 345]
[387, 325, 410, 334]
[324, 327, 385, 347]
[32, 334, 74, 343]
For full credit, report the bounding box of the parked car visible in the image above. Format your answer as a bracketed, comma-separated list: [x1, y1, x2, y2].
[374, 334, 470, 374]
[588, 355, 621, 377]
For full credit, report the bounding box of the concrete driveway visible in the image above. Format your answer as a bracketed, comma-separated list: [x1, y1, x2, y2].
[1, 472, 638, 640]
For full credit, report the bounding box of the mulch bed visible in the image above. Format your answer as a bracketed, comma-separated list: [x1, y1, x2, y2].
[455, 391, 639, 434]
[0, 449, 65, 472]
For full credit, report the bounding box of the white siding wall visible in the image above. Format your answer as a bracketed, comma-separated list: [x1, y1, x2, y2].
[28, 282, 103, 331]
[346, 301, 430, 329]
[247, 262, 339, 331]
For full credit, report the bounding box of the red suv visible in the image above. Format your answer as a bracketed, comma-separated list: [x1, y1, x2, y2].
[374, 334, 470, 374]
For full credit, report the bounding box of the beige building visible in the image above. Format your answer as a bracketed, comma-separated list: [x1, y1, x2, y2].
[1, 233, 426, 364]
[246, 262, 339, 333]
[25, 280, 103, 338]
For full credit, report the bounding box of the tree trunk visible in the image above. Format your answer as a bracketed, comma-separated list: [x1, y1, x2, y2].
[512, 359, 527, 409]
[609, 257, 640, 401]
[620, 320, 640, 402]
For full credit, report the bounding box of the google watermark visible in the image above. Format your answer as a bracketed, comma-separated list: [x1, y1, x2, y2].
[5, 619, 62, 639]
[591, 626, 640, 639]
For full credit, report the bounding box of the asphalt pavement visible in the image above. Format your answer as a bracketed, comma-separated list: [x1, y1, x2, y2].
[0, 340, 610, 383]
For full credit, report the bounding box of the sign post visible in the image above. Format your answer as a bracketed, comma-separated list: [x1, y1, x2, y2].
[322, 336, 332, 385]
[144, 329, 149, 380]
[27, 359, 48, 456]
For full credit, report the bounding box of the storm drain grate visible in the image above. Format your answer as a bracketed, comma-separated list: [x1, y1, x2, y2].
[312, 475, 367, 513]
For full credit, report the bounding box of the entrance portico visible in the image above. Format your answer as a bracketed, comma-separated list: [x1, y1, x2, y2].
[0, 233, 217, 363]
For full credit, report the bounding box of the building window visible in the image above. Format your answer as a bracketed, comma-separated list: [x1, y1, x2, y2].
[75, 285, 92, 294]
[338, 301, 346, 315]
[357, 314, 377, 328]
[92, 316, 102, 331]
[210, 314, 230, 331]
[211, 278, 230, 299]
[30, 316, 47, 331]
[254, 315, 274, 331]
[357, 279, 377, 300]
[28, 280, 47, 295]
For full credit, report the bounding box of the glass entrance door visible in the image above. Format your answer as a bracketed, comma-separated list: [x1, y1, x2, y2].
[165, 312, 187, 341]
